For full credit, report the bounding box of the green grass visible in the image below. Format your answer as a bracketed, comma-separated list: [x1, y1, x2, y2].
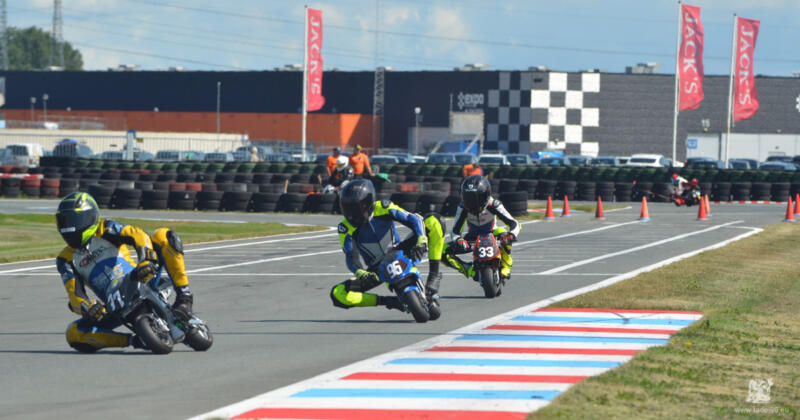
[518, 203, 627, 221]
[528, 223, 800, 419]
[0, 213, 325, 263]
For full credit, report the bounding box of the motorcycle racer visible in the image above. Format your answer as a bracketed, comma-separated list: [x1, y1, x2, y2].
[443, 175, 521, 283]
[671, 173, 701, 206]
[55, 192, 195, 352]
[330, 179, 430, 311]
[326, 155, 354, 189]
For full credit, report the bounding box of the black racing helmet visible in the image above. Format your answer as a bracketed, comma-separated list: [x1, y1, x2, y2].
[340, 179, 376, 226]
[461, 175, 491, 213]
[56, 192, 100, 249]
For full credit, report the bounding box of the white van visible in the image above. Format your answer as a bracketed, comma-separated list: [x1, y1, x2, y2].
[6, 143, 44, 167]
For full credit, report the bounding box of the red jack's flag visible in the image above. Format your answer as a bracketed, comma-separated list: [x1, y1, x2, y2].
[733, 17, 760, 122]
[678, 4, 704, 111]
[306, 8, 325, 112]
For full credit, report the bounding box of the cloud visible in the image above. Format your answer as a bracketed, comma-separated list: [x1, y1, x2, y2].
[80, 48, 122, 70]
[424, 6, 487, 66]
[383, 6, 420, 26]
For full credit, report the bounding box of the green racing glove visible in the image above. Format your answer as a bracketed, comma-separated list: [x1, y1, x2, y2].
[409, 235, 428, 261]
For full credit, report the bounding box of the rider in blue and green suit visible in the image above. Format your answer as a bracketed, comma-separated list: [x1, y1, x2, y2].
[330, 179, 433, 310]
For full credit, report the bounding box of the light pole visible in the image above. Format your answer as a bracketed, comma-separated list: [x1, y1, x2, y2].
[413, 107, 421, 154]
[216, 81, 221, 139]
[42, 93, 49, 122]
[29, 97, 36, 120]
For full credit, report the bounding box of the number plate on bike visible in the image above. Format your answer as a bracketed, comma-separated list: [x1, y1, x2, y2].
[384, 259, 409, 278]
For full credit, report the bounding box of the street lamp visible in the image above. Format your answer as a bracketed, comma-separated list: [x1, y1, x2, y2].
[414, 107, 422, 154]
[42, 94, 49, 123]
[29, 97, 36, 121]
[216, 81, 222, 138]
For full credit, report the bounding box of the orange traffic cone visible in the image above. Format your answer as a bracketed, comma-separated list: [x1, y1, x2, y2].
[794, 193, 800, 215]
[638, 196, 650, 221]
[704, 194, 712, 218]
[697, 195, 708, 221]
[561, 195, 572, 217]
[595, 195, 606, 220]
[784, 196, 795, 222]
[544, 196, 556, 220]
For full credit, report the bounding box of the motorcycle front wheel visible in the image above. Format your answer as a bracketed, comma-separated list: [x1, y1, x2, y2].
[184, 323, 213, 351]
[135, 314, 174, 354]
[477, 266, 499, 298]
[402, 290, 430, 323]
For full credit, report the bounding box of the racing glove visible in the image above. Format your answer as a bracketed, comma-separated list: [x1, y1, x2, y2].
[454, 236, 471, 253]
[409, 235, 428, 261]
[133, 260, 157, 283]
[81, 300, 107, 323]
[500, 233, 517, 247]
[355, 269, 379, 284]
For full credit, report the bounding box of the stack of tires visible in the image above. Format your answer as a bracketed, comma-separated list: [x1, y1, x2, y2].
[770, 182, 790, 202]
[88, 185, 115, 208]
[197, 190, 224, 211]
[221, 191, 252, 211]
[555, 180, 577, 200]
[651, 182, 671, 203]
[169, 190, 197, 210]
[416, 192, 448, 214]
[277, 193, 307, 212]
[41, 178, 60, 198]
[1, 178, 21, 197]
[732, 182, 751, 201]
[59, 178, 79, 197]
[21, 177, 41, 198]
[113, 188, 143, 209]
[498, 192, 528, 217]
[576, 181, 596, 201]
[517, 179, 538, 199]
[614, 182, 633, 202]
[596, 181, 615, 203]
[390, 192, 421, 211]
[304, 193, 337, 213]
[535, 180, 557, 199]
[712, 182, 731, 202]
[142, 190, 169, 209]
[750, 182, 771, 201]
[250, 192, 282, 212]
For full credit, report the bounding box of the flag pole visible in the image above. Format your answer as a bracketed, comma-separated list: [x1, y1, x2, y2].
[672, 1, 682, 165]
[724, 14, 737, 167]
[301, 5, 309, 162]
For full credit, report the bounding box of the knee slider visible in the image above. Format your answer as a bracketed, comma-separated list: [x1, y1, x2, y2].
[330, 283, 352, 309]
[166, 229, 184, 254]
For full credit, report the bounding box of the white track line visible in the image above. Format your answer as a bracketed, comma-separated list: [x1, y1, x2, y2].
[185, 250, 341, 273]
[515, 220, 640, 248]
[190, 224, 762, 420]
[537, 221, 742, 275]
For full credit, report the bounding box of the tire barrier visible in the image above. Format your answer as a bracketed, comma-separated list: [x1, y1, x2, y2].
[498, 191, 528, 217]
[732, 182, 751, 201]
[113, 188, 142, 209]
[197, 191, 224, 211]
[88, 184, 114, 208]
[168, 190, 197, 210]
[750, 182, 771, 201]
[22, 177, 42, 198]
[596, 181, 615, 203]
[556, 180, 577, 201]
[250, 192, 282, 212]
[304, 193, 337, 213]
[770, 182, 790, 202]
[440, 195, 461, 217]
[389, 192, 421, 212]
[712, 182, 731, 202]
[222, 191, 252, 212]
[277, 192, 307, 213]
[517, 179, 538, 199]
[142, 190, 169, 210]
[1, 177, 21, 197]
[651, 182, 672, 203]
[535, 180, 557, 199]
[614, 182, 633, 202]
[576, 181, 596, 202]
[416, 192, 448, 213]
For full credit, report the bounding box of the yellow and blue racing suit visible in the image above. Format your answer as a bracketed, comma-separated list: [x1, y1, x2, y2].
[330, 200, 426, 308]
[444, 198, 521, 278]
[56, 219, 190, 352]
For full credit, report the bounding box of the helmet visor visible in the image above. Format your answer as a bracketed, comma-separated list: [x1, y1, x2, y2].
[341, 199, 373, 226]
[56, 210, 98, 249]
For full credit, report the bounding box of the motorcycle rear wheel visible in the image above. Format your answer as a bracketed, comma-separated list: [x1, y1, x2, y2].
[135, 314, 174, 354]
[184, 324, 213, 351]
[402, 290, 430, 323]
[477, 266, 499, 298]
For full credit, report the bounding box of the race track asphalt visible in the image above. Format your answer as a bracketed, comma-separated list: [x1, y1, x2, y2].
[0, 199, 786, 419]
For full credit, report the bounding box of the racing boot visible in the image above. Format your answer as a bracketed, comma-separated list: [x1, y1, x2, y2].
[173, 287, 193, 321]
[129, 334, 149, 350]
[377, 295, 404, 311]
[425, 272, 442, 303]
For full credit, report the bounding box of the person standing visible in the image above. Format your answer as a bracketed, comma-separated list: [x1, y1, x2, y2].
[348, 145, 374, 179]
[249, 147, 262, 162]
[326, 147, 342, 176]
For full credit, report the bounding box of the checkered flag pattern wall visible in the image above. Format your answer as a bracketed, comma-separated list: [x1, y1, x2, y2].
[486, 72, 601, 153]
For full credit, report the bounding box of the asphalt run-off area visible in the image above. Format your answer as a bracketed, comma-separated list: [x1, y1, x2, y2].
[0, 200, 782, 419]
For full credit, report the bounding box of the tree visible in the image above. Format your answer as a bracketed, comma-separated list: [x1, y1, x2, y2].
[7, 26, 83, 70]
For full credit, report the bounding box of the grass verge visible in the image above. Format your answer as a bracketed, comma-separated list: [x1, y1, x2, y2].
[0, 213, 325, 264]
[518, 204, 626, 221]
[529, 223, 800, 419]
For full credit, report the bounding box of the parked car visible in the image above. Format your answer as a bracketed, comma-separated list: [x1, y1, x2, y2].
[134, 151, 154, 161]
[370, 155, 401, 164]
[759, 161, 796, 171]
[766, 155, 792, 163]
[100, 151, 125, 160]
[539, 157, 568, 166]
[478, 154, 510, 165]
[233, 145, 273, 161]
[566, 155, 593, 166]
[413, 155, 426, 163]
[0, 147, 11, 165]
[181, 150, 205, 161]
[387, 152, 415, 163]
[155, 150, 181, 161]
[685, 156, 725, 169]
[6, 143, 44, 167]
[728, 158, 758, 169]
[506, 154, 532, 165]
[617, 156, 630, 165]
[204, 152, 235, 162]
[590, 156, 621, 166]
[453, 153, 478, 165]
[626, 153, 675, 168]
[426, 153, 456, 164]
[52, 141, 94, 159]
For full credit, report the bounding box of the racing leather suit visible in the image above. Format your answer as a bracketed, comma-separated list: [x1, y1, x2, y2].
[444, 198, 521, 278]
[330, 200, 425, 308]
[56, 219, 190, 352]
[326, 166, 354, 189]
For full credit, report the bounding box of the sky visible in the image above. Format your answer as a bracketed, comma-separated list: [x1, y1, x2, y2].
[8, 0, 800, 76]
